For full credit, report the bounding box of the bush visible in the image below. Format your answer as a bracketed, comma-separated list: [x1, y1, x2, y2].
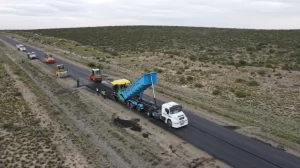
[189, 55, 197, 61]
[154, 68, 163, 73]
[235, 90, 247, 98]
[179, 76, 186, 84]
[97, 64, 104, 69]
[14, 91, 22, 96]
[212, 89, 221, 95]
[235, 78, 246, 83]
[282, 63, 290, 70]
[257, 70, 266, 76]
[246, 46, 255, 51]
[246, 80, 260, 86]
[186, 76, 194, 81]
[194, 83, 204, 88]
[176, 70, 183, 75]
[269, 49, 275, 53]
[274, 73, 281, 76]
[87, 62, 96, 67]
[238, 60, 247, 66]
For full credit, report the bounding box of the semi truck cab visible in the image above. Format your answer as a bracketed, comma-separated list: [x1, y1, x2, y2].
[161, 102, 188, 128]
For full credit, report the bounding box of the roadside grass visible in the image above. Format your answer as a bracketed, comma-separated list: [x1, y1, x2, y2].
[0, 47, 64, 168]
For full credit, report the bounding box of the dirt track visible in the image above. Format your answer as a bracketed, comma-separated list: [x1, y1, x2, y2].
[0, 40, 228, 168]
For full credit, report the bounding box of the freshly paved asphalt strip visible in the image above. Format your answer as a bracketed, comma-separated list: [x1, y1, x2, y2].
[2, 35, 300, 168]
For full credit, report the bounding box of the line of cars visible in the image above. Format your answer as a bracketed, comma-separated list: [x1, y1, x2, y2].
[16, 43, 37, 60]
[16, 43, 69, 78]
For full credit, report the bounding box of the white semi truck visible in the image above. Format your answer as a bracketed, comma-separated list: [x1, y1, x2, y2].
[100, 72, 188, 128]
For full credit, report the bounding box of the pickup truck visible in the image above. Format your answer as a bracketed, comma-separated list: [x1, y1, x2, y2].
[16, 44, 26, 52]
[27, 52, 37, 60]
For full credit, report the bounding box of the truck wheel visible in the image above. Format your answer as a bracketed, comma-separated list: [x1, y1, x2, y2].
[146, 111, 152, 117]
[137, 106, 142, 112]
[167, 119, 172, 127]
[126, 101, 132, 109]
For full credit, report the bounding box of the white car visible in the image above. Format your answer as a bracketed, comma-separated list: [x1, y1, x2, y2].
[16, 44, 26, 52]
[27, 52, 36, 59]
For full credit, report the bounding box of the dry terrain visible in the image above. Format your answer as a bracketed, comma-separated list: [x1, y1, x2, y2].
[0, 43, 88, 168]
[4, 28, 300, 157]
[0, 38, 228, 168]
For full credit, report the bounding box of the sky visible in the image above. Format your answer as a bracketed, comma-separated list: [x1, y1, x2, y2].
[0, 0, 299, 30]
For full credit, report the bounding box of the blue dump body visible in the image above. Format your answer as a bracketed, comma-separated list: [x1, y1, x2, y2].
[119, 72, 158, 102]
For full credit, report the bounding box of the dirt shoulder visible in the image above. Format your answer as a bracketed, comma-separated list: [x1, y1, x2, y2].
[0, 40, 229, 168]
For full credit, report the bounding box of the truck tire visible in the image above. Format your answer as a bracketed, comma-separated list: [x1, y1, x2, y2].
[146, 111, 152, 117]
[137, 105, 142, 112]
[167, 119, 172, 127]
[127, 101, 132, 109]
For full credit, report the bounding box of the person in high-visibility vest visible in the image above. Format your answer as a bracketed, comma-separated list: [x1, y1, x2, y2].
[96, 88, 99, 95]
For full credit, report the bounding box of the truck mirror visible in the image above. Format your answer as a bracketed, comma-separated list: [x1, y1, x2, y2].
[165, 108, 169, 114]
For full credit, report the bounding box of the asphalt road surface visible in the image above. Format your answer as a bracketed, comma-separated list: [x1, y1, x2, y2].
[2, 35, 300, 168]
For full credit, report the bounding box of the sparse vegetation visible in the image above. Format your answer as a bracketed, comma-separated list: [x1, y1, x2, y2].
[186, 75, 194, 81]
[257, 70, 266, 76]
[194, 83, 204, 88]
[154, 67, 164, 73]
[246, 80, 260, 86]
[235, 78, 246, 83]
[0, 50, 64, 168]
[10, 26, 300, 70]
[212, 89, 221, 95]
[87, 62, 96, 67]
[234, 90, 248, 98]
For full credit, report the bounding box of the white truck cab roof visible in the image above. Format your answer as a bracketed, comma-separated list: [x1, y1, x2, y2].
[92, 68, 99, 71]
[163, 102, 179, 108]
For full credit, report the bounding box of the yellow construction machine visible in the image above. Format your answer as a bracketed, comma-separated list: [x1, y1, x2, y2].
[56, 64, 69, 78]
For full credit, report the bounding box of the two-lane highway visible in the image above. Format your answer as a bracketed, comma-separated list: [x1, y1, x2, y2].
[2, 35, 300, 168]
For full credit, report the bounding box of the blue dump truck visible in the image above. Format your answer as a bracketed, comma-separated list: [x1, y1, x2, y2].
[100, 72, 188, 128]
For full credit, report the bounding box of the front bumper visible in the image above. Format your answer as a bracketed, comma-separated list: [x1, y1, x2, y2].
[57, 73, 69, 78]
[172, 120, 188, 128]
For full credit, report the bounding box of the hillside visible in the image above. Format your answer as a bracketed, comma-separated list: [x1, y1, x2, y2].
[11, 26, 300, 70]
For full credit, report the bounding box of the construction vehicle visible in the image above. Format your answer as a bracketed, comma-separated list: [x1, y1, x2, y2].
[100, 79, 131, 100]
[44, 54, 55, 64]
[27, 52, 37, 59]
[16, 44, 26, 52]
[100, 72, 188, 128]
[90, 68, 102, 82]
[56, 64, 69, 78]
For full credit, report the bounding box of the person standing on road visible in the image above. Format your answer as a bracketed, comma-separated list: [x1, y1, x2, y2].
[96, 88, 99, 95]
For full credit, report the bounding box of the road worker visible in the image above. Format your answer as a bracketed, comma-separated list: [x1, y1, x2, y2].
[96, 88, 99, 95]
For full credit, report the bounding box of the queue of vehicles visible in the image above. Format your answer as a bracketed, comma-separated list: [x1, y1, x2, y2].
[16, 43, 188, 128]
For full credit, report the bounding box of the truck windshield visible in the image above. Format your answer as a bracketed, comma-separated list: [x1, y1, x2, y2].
[170, 105, 182, 114]
[94, 71, 101, 76]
